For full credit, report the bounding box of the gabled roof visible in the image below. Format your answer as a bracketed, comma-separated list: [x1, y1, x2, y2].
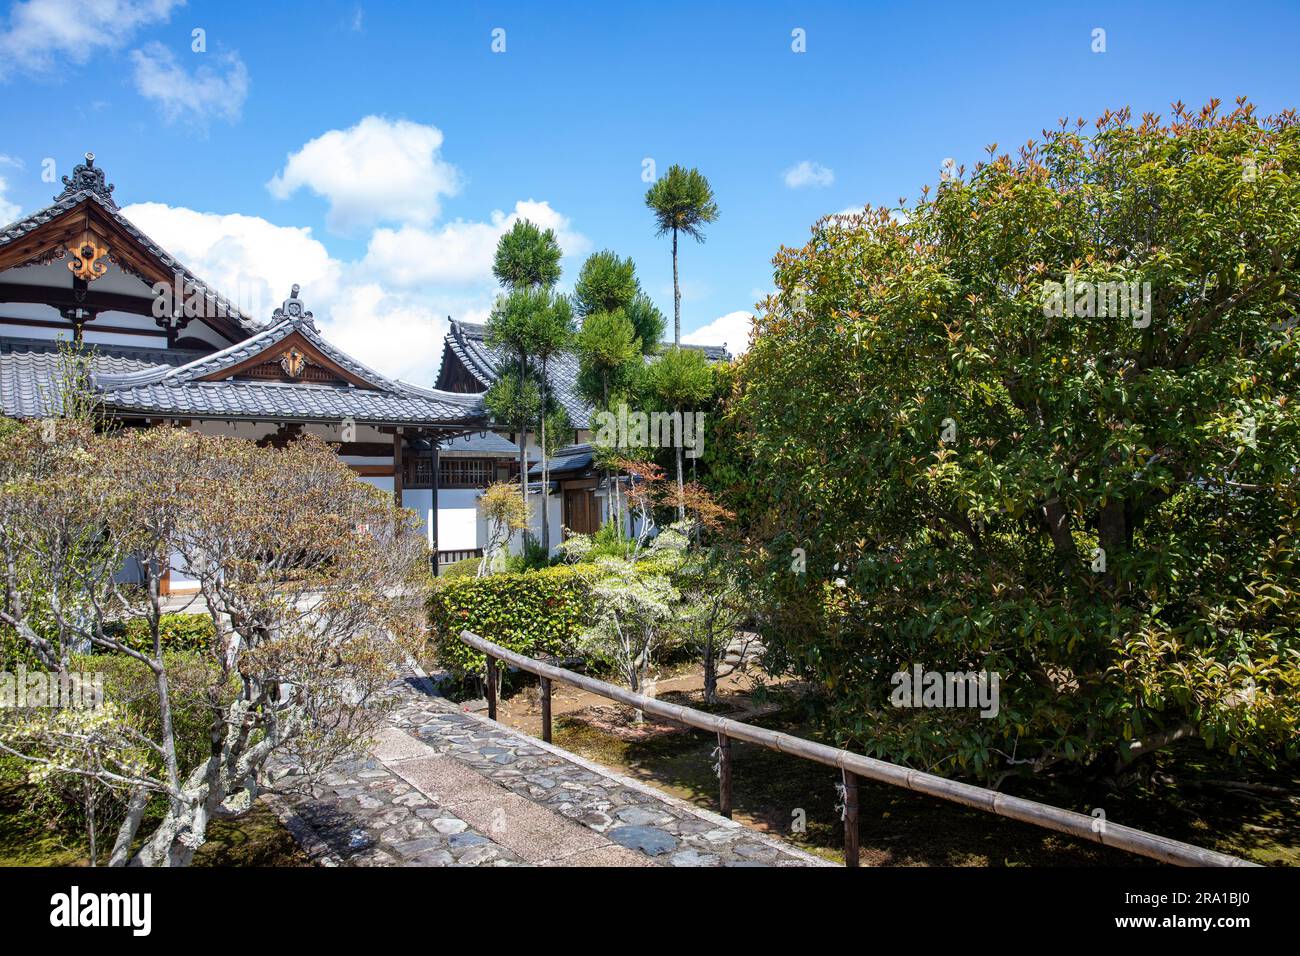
[435, 319, 730, 429]
[0, 154, 259, 343]
[90, 291, 487, 427]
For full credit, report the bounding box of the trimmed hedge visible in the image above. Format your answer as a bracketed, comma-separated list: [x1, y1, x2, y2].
[2, 613, 214, 667]
[115, 614, 216, 656]
[440, 557, 480, 581]
[429, 564, 595, 678]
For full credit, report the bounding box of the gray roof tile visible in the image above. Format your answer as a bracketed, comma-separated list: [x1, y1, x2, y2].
[439, 320, 729, 430]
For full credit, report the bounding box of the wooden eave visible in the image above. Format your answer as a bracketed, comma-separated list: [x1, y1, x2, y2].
[0, 198, 247, 342]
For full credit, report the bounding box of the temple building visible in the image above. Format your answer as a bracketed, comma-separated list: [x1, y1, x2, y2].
[0, 153, 727, 584]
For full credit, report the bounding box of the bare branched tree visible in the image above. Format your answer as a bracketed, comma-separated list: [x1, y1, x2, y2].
[0, 422, 427, 866]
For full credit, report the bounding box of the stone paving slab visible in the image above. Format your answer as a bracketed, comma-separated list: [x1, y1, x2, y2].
[385, 679, 831, 868]
[270, 752, 526, 867]
[271, 675, 831, 868]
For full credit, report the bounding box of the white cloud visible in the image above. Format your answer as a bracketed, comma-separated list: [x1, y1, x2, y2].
[0, 180, 20, 225]
[129, 42, 249, 127]
[684, 310, 753, 356]
[0, 0, 181, 77]
[267, 116, 461, 233]
[783, 160, 835, 189]
[362, 199, 589, 288]
[120, 195, 587, 384]
[121, 202, 341, 322]
[0, 155, 21, 224]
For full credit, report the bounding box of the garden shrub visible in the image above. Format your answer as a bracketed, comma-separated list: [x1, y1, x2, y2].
[429, 564, 596, 677]
[440, 557, 480, 580]
[115, 614, 216, 656]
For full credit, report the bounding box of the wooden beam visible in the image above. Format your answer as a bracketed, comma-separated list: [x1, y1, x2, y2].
[393, 430, 404, 507]
[0, 282, 164, 319]
[0, 314, 167, 339]
[430, 442, 439, 556]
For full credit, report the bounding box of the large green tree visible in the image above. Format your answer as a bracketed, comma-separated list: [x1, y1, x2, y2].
[731, 100, 1300, 783]
[645, 165, 719, 345]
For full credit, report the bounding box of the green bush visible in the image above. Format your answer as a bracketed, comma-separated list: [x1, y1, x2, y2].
[440, 557, 481, 580]
[504, 533, 554, 573]
[429, 564, 595, 677]
[116, 614, 215, 656]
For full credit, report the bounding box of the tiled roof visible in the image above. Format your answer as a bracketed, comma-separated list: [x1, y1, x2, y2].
[528, 442, 595, 477]
[90, 314, 487, 426]
[0, 337, 201, 418]
[436, 430, 520, 455]
[97, 377, 484, 425]
[439, 320, 730, 429]
[0, 332, 487, 426]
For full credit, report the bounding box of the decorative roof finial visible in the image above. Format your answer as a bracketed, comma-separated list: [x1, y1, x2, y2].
[55, 152, 117, 208]
[273, 284, 315, 329]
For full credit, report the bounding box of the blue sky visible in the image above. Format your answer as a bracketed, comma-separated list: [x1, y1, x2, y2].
[1, 0, 1298, 381]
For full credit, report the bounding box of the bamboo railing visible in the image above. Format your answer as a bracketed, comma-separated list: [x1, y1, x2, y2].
[459, 629, 1257, 868]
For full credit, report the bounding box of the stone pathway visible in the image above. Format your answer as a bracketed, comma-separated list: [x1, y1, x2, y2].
[269, 675, 830, 868]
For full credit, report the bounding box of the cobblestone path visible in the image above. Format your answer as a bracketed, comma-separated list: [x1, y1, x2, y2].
[268, 676, 831, 868]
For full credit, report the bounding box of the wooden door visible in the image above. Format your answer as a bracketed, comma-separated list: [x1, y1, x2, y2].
[564, 489, 599, 536]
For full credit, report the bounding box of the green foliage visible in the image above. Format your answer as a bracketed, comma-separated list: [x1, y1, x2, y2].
[429, 564, 595, 677]
[644, 165, 720, 243]
[559, 519, 636, 563]
[576, 308, 642, 405]
[484, 368, 541, 435]
[440, 557, 481, 580]
[574, 250, 639, 317]
[504, 533, 554, 573]
[114, 614, 216, 656]
[644, 346, 714, 409]
[732, 101, 1300, 782]
[493, 219, 563, 290]
[624, 293, 667, 355]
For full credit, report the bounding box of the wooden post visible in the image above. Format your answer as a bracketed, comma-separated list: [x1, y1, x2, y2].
[540, 676, 552, 743]
[392, 429, 404, 507]
[717, 732, 732, 818]
[430, 440, 439, 573]
[485, 654, 497, 721]
[842, 769, 860, 868]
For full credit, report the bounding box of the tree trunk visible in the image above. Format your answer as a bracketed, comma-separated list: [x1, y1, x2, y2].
[675, 436, 685, 522]
[702, 640, 718, 705]
[540, 360, 550, 554]
[672, 228, 681, 346]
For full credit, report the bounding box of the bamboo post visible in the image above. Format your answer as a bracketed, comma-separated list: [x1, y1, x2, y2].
[842, 769, 860, 868]
[717, 732, 733, 818]
[540, 676, 552, 743]
[485, 654, 497, 721]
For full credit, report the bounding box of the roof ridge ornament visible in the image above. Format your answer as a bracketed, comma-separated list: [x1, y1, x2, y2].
[55, 152, 117, 208]
[272, 283, 316, 329]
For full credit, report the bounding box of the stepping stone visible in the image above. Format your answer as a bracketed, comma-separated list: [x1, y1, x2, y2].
[617, 806, 676, 827]
[670, 849, 720, 867]
[608, 826, 678, 856]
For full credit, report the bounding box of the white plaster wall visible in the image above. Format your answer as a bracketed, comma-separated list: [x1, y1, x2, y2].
[437, 488, 483, 552]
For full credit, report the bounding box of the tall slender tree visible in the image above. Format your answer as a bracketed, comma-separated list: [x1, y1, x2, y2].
[531, 295, 575, 549]
[573, 250, 663, 534]
[644, 346, 714, 520]
[644, 165, 719, 345]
